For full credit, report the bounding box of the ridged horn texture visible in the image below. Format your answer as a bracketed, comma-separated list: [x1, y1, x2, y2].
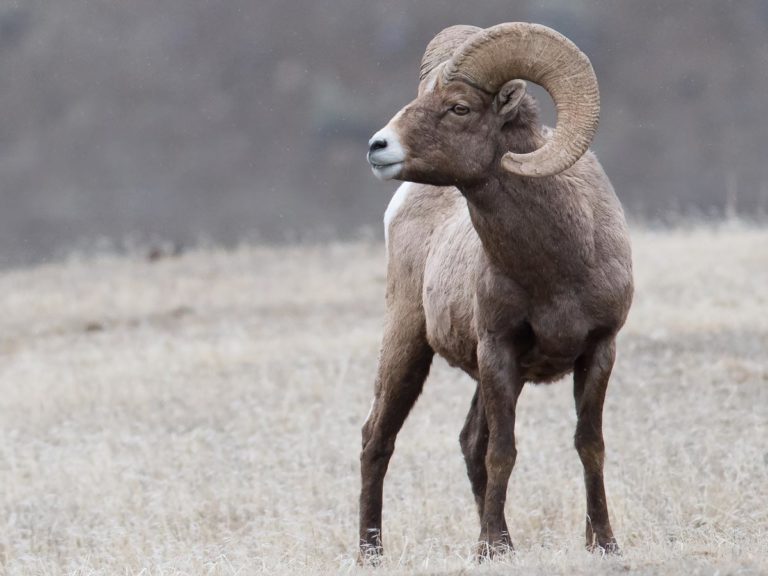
[444, 22, 600, 177]
[420, 25, 482, 82]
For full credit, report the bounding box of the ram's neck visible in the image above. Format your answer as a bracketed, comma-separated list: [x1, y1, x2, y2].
[461, 168, 596, 292]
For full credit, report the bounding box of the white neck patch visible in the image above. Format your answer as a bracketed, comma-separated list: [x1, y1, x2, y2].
[384, 182, 415, 247]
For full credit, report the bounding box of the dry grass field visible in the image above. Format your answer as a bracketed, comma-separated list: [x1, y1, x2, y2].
[0, 223, 766, 575]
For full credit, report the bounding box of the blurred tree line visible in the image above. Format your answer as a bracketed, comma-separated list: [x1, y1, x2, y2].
[0, 0, 766, 264]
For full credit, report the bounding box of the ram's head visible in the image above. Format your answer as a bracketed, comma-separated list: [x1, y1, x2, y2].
[367, 23, 600, 185]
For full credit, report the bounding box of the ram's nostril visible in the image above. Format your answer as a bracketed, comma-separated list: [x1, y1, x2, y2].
[369, 139, 388, 153]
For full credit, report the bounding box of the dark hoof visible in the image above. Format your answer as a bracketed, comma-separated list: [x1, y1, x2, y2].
[357, 542, 383, 566]
[474, 533, 514, 562]
[587, 538, 621, 556]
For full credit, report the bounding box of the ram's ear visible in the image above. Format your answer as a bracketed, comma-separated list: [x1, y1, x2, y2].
[494, 79, 527, 122]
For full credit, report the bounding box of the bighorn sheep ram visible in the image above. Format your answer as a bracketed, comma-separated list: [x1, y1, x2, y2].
[359, 23, 633, 560]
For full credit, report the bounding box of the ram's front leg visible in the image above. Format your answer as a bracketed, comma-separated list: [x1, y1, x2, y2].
[475, 333, 524, 559]
[358, 307, 434, 564]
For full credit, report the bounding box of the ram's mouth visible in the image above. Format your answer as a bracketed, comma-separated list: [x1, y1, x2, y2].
[369, 161, 402, 170]
[366, 125, 406, 181]
[369, 161, 404, 181]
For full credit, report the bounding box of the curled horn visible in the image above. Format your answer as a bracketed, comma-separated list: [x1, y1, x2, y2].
[445, 22, 600, 177]
[418, 25, 481, 94]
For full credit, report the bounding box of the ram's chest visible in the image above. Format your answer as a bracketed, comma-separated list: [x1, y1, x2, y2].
[421, 235, 595, 383]
[423, 279, 590, 383]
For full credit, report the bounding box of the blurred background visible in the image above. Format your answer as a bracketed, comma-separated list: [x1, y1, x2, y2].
[1, 0, 767, 267]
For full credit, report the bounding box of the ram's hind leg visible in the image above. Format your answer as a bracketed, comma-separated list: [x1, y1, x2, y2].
[573, 337, 620, 554]
[460, 387, 488, 519]
[358, 307, 434, 563]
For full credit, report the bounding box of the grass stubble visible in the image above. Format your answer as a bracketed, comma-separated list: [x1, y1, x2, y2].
[0, 222, 765, 575]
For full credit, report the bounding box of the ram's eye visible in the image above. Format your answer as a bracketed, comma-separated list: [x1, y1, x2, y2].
[451, 103, 470, 115]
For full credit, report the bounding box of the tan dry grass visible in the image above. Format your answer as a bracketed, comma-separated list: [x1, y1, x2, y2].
[0, 223, 766, 575]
